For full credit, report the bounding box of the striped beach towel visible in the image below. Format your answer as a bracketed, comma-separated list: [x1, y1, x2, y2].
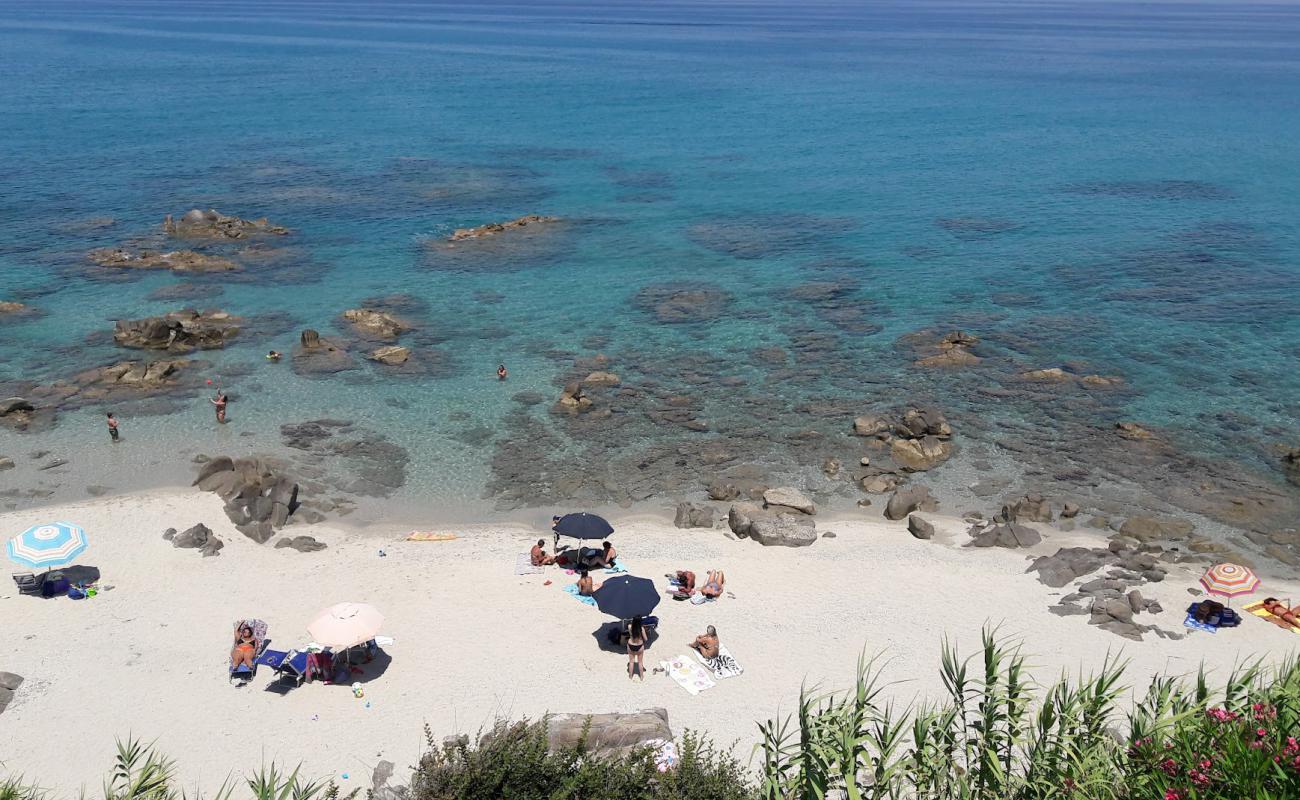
[697, 644, 744, 679]
[1243, 601, 1300, 634]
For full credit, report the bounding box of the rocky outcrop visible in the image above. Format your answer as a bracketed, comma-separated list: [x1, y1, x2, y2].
[368, 346, 411, 365]
[912, 330, 981, 368]
[1282, 447, 1300, 487]
[855, 405, 955, 472]
[192, 456, 300, 544]
[1008, 492, 1053, 523]
[763, 486, 815, 515]
[293, 329, 356, 375]
[968, 502, 1042, 548]
[555, 382, 594, 414]
[583, 371, 620, 387]
[544, 708, 671, 757]
[1115, 421, 1156, 441]
[89, 247, 238, 273]
[860, 475, 900, 494]
[162, 523, 224, 557]
[1027, 547, 1116, 588]
[78, 359, 191, 390]
[113, 309, 242, 352]
[275, 535, 327, 553]
[884, 485, 937, 520]
[673, 502, 714, 529]
[163, 208, 289, 239]
[448, 214, 559, 242]
[342, 308, 410, 340]
[908, 515, 935, 539]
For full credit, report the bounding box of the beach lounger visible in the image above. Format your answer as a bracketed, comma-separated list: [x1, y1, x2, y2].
[12, 572, 42, 596]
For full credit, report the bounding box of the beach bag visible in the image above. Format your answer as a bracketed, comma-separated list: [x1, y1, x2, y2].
[67, 586, 86, 600]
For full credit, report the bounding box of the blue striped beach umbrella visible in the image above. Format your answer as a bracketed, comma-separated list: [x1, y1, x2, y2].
[7, 522, 88, 569]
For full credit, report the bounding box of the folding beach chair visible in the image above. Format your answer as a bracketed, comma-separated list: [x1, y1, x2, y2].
[229, 619, 270, 685]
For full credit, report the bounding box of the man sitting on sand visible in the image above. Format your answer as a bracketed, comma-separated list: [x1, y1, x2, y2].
[689, 625, 720, 659]
[577, 568, 601, 596]
[530, 539, 556, 566]
[1262, 598, 1300, 629]
[700, 569, 726, 598]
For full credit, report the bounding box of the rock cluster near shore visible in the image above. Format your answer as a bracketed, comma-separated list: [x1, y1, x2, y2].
[114, 309, 243, 352]
[163, 523, 224, 557]
[192, 456, 302, 544]
[163, 209, 289, 240]
[1, 358, 204, 432]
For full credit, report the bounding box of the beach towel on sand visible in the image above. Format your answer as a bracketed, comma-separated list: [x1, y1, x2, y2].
[660, 654, 716, 695]
[697, 644, 743, 679]
[604, 562, 628, 574]
[515, 553, 543, 575]
[563, 583, 597, 607]
[1184, 614, 1217, 633]
[1243, 601, 1300, 634]
[406, 531, 457, 542]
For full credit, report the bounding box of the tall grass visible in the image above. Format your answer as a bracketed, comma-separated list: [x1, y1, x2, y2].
[757, 628, 1300, 799]
[4, 640, 1299, 799]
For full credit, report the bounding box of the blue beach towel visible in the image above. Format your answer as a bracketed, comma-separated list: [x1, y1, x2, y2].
[563, 583, 597, 607]
[604, 562, 628, 575]
[1184, 614, 1217, 633]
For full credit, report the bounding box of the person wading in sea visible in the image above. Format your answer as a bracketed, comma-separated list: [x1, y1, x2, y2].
[106, 412, 120, 443]
[210, 391, 228, 424]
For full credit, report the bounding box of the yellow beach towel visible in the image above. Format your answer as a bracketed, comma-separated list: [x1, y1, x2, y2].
[1243, 601, 1300, 634]
[405, 531, 458, 542]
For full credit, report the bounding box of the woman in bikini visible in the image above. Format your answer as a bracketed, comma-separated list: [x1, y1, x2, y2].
[626, 616, 646, 680]
[211, 391, 228, 424]
[231, 625, 257, 669]
[577, 569, 601, 596]
[1262, 598, 1300, 629]
[700, 569, 725, 598]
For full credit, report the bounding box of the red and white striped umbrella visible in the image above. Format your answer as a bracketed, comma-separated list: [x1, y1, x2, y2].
[1199, 563, 1260, 599]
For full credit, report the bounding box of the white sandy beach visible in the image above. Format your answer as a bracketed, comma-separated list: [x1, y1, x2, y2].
[2, 489, 1298, 795]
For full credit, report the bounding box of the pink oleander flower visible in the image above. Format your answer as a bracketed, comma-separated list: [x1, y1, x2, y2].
[1160, 758, 1180, 776]
[1199, 759, 1212, 769]
[1257, 727, 1268, 737]
[1164, 789, 1182, 800]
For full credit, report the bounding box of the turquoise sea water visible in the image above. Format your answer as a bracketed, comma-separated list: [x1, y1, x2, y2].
[1, 1, 1298, 519]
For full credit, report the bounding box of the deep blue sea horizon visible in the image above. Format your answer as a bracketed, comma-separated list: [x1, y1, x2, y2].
[1, 0, 1298, 525]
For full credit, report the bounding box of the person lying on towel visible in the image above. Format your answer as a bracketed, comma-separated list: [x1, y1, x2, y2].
[667, 570, 696, 597]
[1263, 598, 1300, 629]
[700, 569, 725, 598]
[584, 541, 617, 569]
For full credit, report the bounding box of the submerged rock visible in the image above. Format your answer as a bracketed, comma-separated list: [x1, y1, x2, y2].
[89, 247, 238, 273]
[632, 282, 732, 324]
[912, 330, 981, 368]
[343, 308, 411, 340]
[368, 345, 411, 365]
[293, 329, 357, 375]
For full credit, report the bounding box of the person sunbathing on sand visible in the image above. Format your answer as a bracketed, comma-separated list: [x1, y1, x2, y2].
[1262, 598, 1300, 628]
[531, 539, 555, 566]
[689, 625, 720, 659]
[231, 625, 257, 669]
[700, 569, 725, 598]
[585, 540, 617, 569]
[577, 569, 601, 596]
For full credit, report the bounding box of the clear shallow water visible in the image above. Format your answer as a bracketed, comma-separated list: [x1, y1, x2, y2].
[1, 0, 1298, 518]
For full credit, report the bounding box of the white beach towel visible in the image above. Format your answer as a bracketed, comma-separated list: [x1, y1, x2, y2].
[515, 553, 543, 575]
[697, 643, 744, 679]
[660, 653, 716, 695]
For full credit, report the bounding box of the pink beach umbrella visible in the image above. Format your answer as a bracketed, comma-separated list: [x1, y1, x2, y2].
[307, 602, 384, 649]
[1199, 563, 1260, 601]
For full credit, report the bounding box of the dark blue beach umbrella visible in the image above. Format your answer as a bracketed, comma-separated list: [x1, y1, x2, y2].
[553, 512, 614, 540]
[553, 512, 614, 563]
[592, 575, 660, 620]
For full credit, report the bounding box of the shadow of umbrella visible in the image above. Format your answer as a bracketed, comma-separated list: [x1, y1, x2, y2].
[591, 621, 659, 655]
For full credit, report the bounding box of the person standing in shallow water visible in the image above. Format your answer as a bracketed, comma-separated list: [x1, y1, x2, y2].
[497, 364, 508, 381]
[210, 391, 228, 424]
[106, 412, 120, 443]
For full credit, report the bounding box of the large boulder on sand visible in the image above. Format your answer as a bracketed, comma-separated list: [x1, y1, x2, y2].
[164, 523, 224, 557]
[673, 502, 714, 529]
[763, 486, 815, 515]
[1009, 492, 1054, 523]
[884, 485, 937, 520]
[1026, 547, 1117, 588]
[748, 515, 818, 547]
[545, 708, 671, 756]
[192, 456, 299, 541]
[908, 515, 935, 539]
[275, 535, 327, 553]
